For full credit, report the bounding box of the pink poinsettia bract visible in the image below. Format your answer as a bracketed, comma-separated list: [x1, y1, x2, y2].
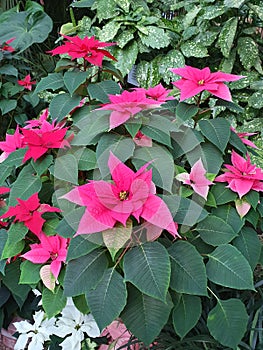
[17, 74, 36, 91]
[171, 66, 243, 101]
[230, 127, 258, 149]
[176, 158, 213, 200]
[1, 38, 15, 52]
[0, 126, 25, 162]
[100, 90, 161, 129]
[21, 233, 68, 279]
[48, 34, 116, 67]
[215, 150, 263, 198]
[0, 193, 61, 237]
[134, 83, 175, 103]
[63, 152, 179, 238]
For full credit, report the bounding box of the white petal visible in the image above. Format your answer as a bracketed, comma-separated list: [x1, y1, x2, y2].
[14, 320, 34, 333]
[14, 333, 30, 350]
[28, 335, 45, 350]
[33, 311, 45, 328]
[60, 335, 82, 350]
[82, 315, 101, 338]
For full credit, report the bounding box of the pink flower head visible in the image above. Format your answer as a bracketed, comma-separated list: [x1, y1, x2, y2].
[0, 193, 61, 237]
[176, 159, 213, 200]
[230, 127, 258, 149]
[24, 108, 49, 129]
[21, 119, 71, 162]
[63, 152, 179, 238]
[100, 90, 161, 129]
[17, 74, 36, 91]
[0, 126, 26, 162]
[134, 83, 175, 103]
[1, 38, 15, 52]
[21, 233, 68, 279]
[215, 150, 263, 198]
[48, 34, 117, 67]
[133, 130, 152, 147]
[99, 320, 140, 350]
[171, 66, 243, 101]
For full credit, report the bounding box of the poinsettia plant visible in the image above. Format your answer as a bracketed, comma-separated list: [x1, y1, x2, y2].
[0, 15, 262, 350]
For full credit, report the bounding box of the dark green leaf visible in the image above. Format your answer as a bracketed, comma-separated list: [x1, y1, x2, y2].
[67, 235, 99, 262]
[196, 215, 238, 246]
[19, 261, 41, 284]
[54, 154, 78, 184]
[0, 99, 17, 115]
[199, 118, 230, 152]
[211, 183, 237, 205]
[173, 294, 202, 339]
[34, 73, 64, 93]
[49, 93, 82, 121]
[124, 242, 171, 301]
[206, 244, 254, 290]
[121, 286, 173, 345]
[168, 241, 207, 296]
[87, 80, 120, 103]
[2, 223, 27, 259]
[64, 71, 89, 96]
[86, 268, 127, 330]
[207, 298, 248, 349]
[42, 286, 66, 318]
[64, 249, 108, 296]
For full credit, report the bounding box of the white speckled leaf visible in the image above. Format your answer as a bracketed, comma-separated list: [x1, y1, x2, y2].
[137, 57, 162, 88]
[237, 37, 259, 70]
[92, 0, 118, 21]
[201, 5, 226, 19]
[159, 49, 185, 84]
[99, 21, 121, 41]
[248, 91, 263, 109]
[138, 26, 170, 49]
[116, 29, 135, 48]
[114, 0, 130, 12]
[113, 40, 138, 76]
[183, 6, 201, 28]
[181, 41, 208, 58]
[218, 17, 238, 58]
[224, 0, 245, 8]
[249, 4, 263, 21]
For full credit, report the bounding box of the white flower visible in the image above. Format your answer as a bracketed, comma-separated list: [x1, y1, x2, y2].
[54, 298, 101, 350]
[14, 310, 56, 350]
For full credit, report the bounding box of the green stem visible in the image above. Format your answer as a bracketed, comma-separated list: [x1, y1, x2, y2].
[69, 7, 77, 28]
[207, 286, 219, 301]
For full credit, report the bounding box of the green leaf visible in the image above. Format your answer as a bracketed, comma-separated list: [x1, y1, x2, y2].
[34, 73, 64, 93]
[0, 11, 52, 52]
[0, 64, 18, 77]
[9, 164, 42, 206]
[181, 41, 208, 58]
[96, 134, 135, 178]
[121, 286, 173, 345]
[92, 0, 118, 21]
[49, 93, 82, 121]
[162, 195, 208, 227]
[71, 110, 110, 146]
[56, 207, 85, 239]
[103, 220, 132, 261]
[175, 103, 199, 126]
[64, 71, 88, 96]
[75, 148, 97, 171]
[2, 223, 27, 259]
[248, 91, 263, 109]
[64, 249, 108, 296]
[187, 142, 224, 174]
[2, 148, 26, 168]
[249, 4, 263, 21]
[218, 18, 238, 58]
[67, 235, 99, 262]
[237, 37, 259, 70]
[172, 127, 203, 158]
[196, 215, 238, 246]
[125, 120, 141, 138]
[87, 80, 120, 103]
[124, 242, 171, 301]
[71, 0, 95, 7]
[32, 155, 53, 176]
[132, 144, 174, 192]
[54, 154, 78, 185]
[207, 298, 248, 349]
[2, 261, 31, 308]
[212, 205, 244, 233]
[229, 130, 248, 154]
[86, 268, 127, 331]
[210, 183, 237, 205]
[116, 30, 134, 49]
[168, 241, 207, 296]
[173, 294, 202, 339]
[112, 40, 138, 76]
[19, 260, 41, 284]
[199, 118, 230, 152]
[206, 244, 254, 290]
[0, 99, 17, 115]
[233, 227, 262, 270]
[42, 286, 66, 318]
[138, 26, 170, 49]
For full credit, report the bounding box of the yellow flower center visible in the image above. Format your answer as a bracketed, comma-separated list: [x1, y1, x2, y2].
[119, 190, 129, 201]
[198, 79, 205, 85]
